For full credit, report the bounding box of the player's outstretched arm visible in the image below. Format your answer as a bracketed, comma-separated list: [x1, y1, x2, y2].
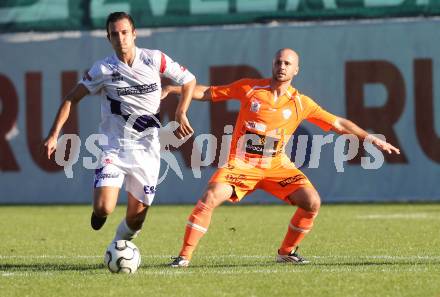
[43, 84, 89, 159]
[161, 84, 212, 101]
[331, 117, 400, 155]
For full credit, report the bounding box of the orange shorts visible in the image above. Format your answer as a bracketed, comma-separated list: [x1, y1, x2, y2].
[209, 155, 314, 203]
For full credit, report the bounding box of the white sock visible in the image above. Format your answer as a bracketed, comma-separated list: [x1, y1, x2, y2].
[113, 219, 141, 242]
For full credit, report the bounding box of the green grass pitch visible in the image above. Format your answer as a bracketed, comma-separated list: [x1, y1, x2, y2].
[1, 203, 439, 297]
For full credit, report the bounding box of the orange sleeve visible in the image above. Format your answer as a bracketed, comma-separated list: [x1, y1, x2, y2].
[301, 96, 337, 131]
[210, 79, 251, 102]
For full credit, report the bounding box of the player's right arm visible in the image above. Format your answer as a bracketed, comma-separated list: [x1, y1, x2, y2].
[43, 84, 89, 158]
[161, 84, 212, 101]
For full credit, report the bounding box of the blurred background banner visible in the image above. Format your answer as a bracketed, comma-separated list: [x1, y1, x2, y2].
[1, 17, 439, 204]
[0, 0, 440, 204]
[1, 0, 440, 32]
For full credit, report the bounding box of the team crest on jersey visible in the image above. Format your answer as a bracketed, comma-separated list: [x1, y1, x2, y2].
[250, 100, 261, 113]
[282, 109, 292, 119]
[143, 57, 153, 66]
[111, 70, 123, 82]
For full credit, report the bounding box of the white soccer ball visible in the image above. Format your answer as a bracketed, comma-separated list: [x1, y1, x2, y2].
[104, 240, 141, 274]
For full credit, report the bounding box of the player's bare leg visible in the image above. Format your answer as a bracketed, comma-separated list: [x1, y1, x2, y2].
[171, 182, 233, 267]
[112, 193, 149, 242]
[126, 193, 149, 230]
[276, 186, 321, 264]
[91, 186, 120, 230]
[287, 186, 321, 212]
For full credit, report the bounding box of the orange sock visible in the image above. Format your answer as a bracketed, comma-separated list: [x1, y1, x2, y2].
[278, 208, 318, 255]
[179, 200, 213, 260]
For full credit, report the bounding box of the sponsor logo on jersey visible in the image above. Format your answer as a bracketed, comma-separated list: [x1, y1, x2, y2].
[244, 131, 280, 157]
[144, 185, 156, 195]
[117, 83, 158, 96]
[250, 99, 261, 113]
[245, 121, 267, 133]
[95, 172, 120, 180]
[94, 168, 120, 187]
[111, 70, 123, 82]
[219, 163, 235, 170]
[282, 109, 292, 119]
[225, 174, 246, 188]
[278, 175, 306, 187]
[225, 164, 235, 170]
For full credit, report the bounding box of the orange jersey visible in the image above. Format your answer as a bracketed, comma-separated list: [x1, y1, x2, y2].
[211, 78, 337, 166]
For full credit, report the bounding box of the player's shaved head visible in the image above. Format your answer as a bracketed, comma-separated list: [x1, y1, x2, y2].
[272, 48, 299, 83]
[274, 48, 299, 62]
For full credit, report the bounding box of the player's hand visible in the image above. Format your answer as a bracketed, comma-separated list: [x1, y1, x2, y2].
[43, 135, 58, 159]
[175, 112, 194, 139]
[367, 135, 400, 155]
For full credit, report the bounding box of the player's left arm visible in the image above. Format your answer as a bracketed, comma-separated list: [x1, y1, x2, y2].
[157, 51, 197, 138]
[331, 117, 401, 155]
[175, 78, 197, 139]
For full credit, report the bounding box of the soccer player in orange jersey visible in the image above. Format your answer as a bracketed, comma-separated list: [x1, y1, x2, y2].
[162, 48, 400, 267]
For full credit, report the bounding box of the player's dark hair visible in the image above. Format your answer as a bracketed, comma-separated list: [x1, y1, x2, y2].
[106, 12, 136, 37]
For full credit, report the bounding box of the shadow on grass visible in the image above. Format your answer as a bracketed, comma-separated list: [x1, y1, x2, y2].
[3, 259, 439, 272]
[147, 259, 440, 269]
[0, 263, 103, 272]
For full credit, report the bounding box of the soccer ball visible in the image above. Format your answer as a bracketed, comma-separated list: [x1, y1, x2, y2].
[104, 240, 141, 274]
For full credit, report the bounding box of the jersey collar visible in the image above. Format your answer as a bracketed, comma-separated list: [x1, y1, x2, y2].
[286, 85, 299, 100]
[132, 47, 141, 66]
[112, 47, 140, 67]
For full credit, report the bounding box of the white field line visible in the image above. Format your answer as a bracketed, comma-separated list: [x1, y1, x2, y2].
[1, 255, 440, 260]
[168, 266, 432, 274]
[356, 213, 438, 220]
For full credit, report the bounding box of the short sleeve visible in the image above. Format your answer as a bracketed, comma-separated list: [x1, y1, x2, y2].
[302, 96, 337, 131]
[210, 79, 251, 102]
[156, 51, 195, 85]
[79, 61, 105, 95]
